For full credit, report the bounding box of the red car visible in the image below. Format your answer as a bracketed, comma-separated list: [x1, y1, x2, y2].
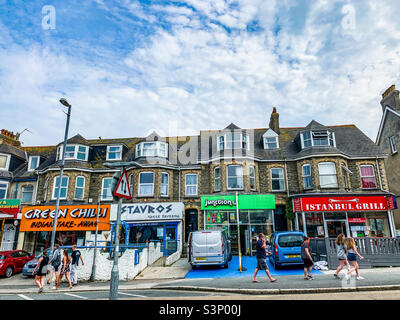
[0, 250, 35, 278]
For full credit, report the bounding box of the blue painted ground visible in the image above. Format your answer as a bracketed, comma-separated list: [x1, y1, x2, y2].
[185, 256, 323, 279]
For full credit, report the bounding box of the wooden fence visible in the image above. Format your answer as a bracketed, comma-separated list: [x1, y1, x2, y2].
[310, 237, 400, 269]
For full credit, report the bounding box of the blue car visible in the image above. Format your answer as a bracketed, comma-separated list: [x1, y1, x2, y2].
[268, 231, 306, 270]
[22, 249, 50, 277]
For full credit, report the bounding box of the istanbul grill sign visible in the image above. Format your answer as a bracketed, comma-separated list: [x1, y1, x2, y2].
[294, 196, 393, 213]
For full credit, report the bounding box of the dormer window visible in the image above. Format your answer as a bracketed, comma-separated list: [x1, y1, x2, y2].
[0, 153, 11, 171]
[300, 130, 335, 149]
[106, 145, 122, 161]
[28, 156, 40, 171]
[217, 132, 249, 150]
[57, 144, 89, 161]
[263, 129, 279, 149]
[136, 141, 168, 158]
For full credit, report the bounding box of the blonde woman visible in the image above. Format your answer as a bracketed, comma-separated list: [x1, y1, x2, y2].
[346, 237, 364, 280]
[333, 234, 353, 279]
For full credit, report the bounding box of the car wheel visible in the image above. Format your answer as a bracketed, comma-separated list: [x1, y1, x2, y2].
[5, 267, 13, 278]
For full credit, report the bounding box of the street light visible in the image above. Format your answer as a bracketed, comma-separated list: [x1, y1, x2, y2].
[49, 98, 72, 259]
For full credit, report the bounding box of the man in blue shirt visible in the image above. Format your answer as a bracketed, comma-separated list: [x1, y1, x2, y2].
[252, 233, 277, 283]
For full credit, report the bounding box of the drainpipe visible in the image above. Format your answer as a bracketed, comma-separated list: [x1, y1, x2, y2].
[33, 173, 40, 205]
[375, 156, 384, 191]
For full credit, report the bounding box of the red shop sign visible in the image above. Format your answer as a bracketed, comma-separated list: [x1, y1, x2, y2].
[348, 218, 366, 223]
[295, 196, 389, 212]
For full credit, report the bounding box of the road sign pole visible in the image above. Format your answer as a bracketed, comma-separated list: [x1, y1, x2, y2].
[109, 189, 122, 300]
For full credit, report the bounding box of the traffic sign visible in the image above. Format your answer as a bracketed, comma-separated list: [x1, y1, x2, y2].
[113, 169, 132, 199]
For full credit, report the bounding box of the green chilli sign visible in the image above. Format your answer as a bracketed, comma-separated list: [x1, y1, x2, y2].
[201, 195, 275, 210]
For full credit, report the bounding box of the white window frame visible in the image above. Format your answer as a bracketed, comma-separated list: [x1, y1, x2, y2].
[301, 130, 336, 149]
[74, 176, 85, 200]
[129, 174, 134, 198]
[217, 132, 250, 151]
[214, 167, 221, 192]
[138, 172, 154, 196]
[360, 165, 377, 190]
[264, 137, 279, 149]
[136, 142, 168, 158]
[0, 153, 11, 171]
[270, 167, 285, 191]
[57, 144, 89, 161]
[0, 182, 9, 199]
[318, 162, 338, 188]
[249, 166, 256, 190]
[52, 175, 69, 200]
[21, 185, 34, 203]
[106, 145, 122, 161]
[185, 174, 198, 196]
[28, 156, 40, 172]
[227, 165, 244, 190]
[161, 172, 169, 197]
[302, 164, 313, 189]
[101, 177, 113, 201]
[389, 136, 397, 154]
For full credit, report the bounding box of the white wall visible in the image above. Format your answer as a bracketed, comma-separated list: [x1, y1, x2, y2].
[61, 242, 163, 282]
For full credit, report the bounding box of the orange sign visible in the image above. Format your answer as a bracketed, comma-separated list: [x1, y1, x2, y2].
[20, 205, 111, 232]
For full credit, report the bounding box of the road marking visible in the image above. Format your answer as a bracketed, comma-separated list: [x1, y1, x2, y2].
[63, 293, 89, 300]
[118, 291, 147, 298]
[18, 294, 34, 300]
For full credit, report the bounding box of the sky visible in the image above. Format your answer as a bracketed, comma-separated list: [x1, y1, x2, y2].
[0, 0, 400, 146]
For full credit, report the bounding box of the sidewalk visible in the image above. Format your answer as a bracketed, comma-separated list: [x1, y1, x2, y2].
[1, 259, 400, 296]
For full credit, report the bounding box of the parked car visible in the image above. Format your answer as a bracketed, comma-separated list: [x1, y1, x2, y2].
[268, 231, 306, 270]
[187, 229, 232, 269]
[0, 250, 35, 278]
[22, 248, 51, 277]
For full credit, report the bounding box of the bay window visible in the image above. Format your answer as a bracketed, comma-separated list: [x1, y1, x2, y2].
[57, 145, 89, 161]
[139, 172, 154, 196]
[217, 132, 249, 150]
[52, 176, 69, 200]
[74, 176, 85, 200]
[302, 164, 313, 189]
[101, 177, 113, 201]
[107, 145, 122, 160]
[227, 165, 243, 190]
[214, 167, 221, 191]
[21, 185, 34, 203]
[136, 142, 168, 158]
[318, 162, 338, 188]
[360, 165, 377, 189]
[161, 172, 169, 196]
[0, 154, 10, 170]
[249, 166, 256, 190]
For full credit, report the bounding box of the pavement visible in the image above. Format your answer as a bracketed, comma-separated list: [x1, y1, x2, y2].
[1, 257, 400, 296]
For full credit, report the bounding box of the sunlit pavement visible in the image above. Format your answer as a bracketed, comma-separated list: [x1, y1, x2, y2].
[185, 256, 323, 279]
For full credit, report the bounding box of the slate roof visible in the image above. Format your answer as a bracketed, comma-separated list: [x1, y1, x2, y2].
[0, 143, 26, 160]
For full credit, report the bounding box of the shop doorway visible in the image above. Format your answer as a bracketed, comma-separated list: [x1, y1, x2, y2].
[325, 220, 348, 238]
[185, 209, 198, 242]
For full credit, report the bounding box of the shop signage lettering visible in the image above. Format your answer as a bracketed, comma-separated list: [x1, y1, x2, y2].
[20, 205, 111, 232]
[112, 202, 184, 221]
[295, 196, 390, 212]
[204, 198, 236, 208]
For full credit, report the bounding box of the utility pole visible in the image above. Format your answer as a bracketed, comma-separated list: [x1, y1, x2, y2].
[90, 194, 101, 281]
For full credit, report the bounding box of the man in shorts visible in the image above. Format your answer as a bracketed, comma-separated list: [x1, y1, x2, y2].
[252, 233, 277, 283]
[301, 236, 314, 280]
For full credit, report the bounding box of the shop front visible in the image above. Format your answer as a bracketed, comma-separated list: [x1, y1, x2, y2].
[0, 199, 20, 251]
[201, 194, 276, 256]
[110, 202, 184, 256]
[293, 194, 397, 239]
[19, 204, 111, 255]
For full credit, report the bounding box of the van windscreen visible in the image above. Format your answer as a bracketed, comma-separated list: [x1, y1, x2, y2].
[278, 235, 304, 247]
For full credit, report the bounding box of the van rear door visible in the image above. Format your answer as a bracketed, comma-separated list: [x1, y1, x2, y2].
[192, 232, 209, 259]
[206, 232, 222, 257]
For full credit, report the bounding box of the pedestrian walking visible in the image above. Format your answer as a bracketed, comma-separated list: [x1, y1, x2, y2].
[32, 248, 49, 293]
[47, 244, 62, 286]
[333, 234, 353, 279]
[346, 237, 365, 280]
[70, 244, 84, 286]
[252, 233, 277, 283]
[301, 236, 314, 280]
[56, 249, 72, 289]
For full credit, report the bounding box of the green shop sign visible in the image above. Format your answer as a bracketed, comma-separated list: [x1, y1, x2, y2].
[201, 194, 275, 210]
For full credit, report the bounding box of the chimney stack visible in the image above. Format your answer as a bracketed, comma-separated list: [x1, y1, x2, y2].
[269, 107, 280, 134]
[380, 84, 400, 113]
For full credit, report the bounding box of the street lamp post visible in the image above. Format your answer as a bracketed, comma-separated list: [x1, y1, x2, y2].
[49, 98, 72, 259]
[90, 194, 101, 282]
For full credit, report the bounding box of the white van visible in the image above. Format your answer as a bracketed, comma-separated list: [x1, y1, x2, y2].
[187, 229, 232, 269]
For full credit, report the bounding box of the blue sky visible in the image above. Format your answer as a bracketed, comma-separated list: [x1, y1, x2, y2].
[1, 0, 400, 146]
